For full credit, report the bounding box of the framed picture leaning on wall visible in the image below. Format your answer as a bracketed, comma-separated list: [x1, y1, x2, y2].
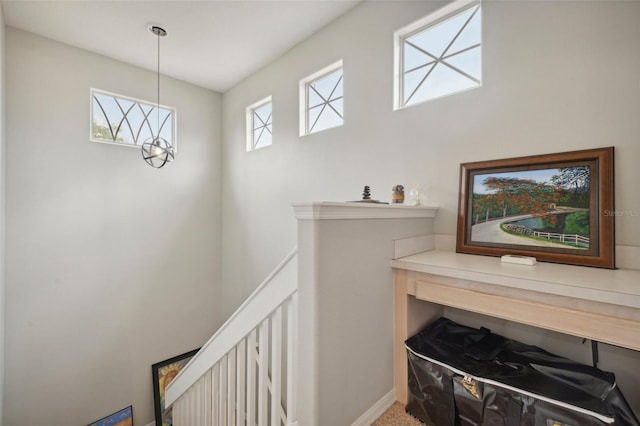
[152, 348, 200, 426]
[87, 405, 133, 426]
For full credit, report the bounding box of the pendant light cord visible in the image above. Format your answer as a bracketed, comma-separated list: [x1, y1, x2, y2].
[156, 29, 160, 139]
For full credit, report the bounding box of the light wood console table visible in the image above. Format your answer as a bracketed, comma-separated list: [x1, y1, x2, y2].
[391, 250, 640, 404]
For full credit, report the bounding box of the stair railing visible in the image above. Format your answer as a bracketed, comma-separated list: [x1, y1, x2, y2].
[165, 248, 298, 426]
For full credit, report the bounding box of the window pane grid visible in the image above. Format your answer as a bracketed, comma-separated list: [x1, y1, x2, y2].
[309, 98, 339, 109]
[247, 98, 273, 151]
[90, 89, 176, 149]
[305, 68, 344, 134]
[252, 112, 272, 131]
[398, 2, 482, 108]
[404, 60, 437, 75]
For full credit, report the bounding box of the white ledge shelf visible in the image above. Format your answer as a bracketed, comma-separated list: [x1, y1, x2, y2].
[392, 250, 640, 404]
[391, 250, 640, 310]
[292, 201, 438, 220]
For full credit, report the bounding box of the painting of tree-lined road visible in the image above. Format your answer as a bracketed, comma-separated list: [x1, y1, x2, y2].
[470, 166, 591, 250]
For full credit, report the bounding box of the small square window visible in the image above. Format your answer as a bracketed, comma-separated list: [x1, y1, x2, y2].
[394, 0, 482, 109]
[246, 96, 273, 151]
[300, 60, 343, 136]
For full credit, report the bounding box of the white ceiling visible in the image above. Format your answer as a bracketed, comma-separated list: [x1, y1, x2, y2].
[1, 0, 360, 92]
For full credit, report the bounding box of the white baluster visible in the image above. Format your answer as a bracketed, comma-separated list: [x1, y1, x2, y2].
[247, 329, 257, 426]
[258, 320, 269, 425]
[271, 307, 283, 426]
[193, 379, 200, 426]
[198, 375, 206, 426]
[189, 379, 195, 426]
[228, 347, 237, 426]
[212, 363, 220, 424]
[174, 398, 181, 426]
[220, 355, 228, 425]
[183, 387, 191, 426]
[205, 369, 213, 426]
[286, 293, 298, 424]
[236, 339, 247, 426]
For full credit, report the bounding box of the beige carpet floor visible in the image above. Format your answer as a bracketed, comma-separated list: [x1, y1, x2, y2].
[372, 402, 425, 426]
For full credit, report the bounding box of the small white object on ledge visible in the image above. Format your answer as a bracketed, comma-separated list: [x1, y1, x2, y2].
[501, 254, 537, 266]
[404, 184, 428, 206]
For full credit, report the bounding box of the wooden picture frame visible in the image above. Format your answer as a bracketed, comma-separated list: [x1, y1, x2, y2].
[152, 348, 199, 426]
[87, 405, 133, 426]
[456, 147, 615, 268]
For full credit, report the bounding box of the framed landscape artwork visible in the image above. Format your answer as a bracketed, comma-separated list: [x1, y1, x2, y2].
[152, 348, 200, 426]
[456, 147, 615, 268]
[87, 405, 133, 426]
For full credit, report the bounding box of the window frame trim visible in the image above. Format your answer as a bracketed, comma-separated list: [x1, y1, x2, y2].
[89, 88, 177, 150]
[245, 95, 273, 152]
[393, 0, 482, 111]
[299, 59, 344, 137]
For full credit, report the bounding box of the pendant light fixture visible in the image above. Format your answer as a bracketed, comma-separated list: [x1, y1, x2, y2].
[141, 25, 175, 168]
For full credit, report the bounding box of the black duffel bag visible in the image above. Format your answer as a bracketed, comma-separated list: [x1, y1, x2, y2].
[405, 317, 639, 426]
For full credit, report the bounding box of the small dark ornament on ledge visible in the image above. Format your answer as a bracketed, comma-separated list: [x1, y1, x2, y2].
[352, 185, 388, 204]
[392, 185, 405, 204]
[362, 185, 371, 200]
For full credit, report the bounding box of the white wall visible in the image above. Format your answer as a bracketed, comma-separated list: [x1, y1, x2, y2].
[221, 0, 640, 317]
[223, 1, 640, 420]
[4, 28, 223, 426]
[0, 5, 5, 425]
[221, 0, 640, 419]
[296, 212, 436, 425]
